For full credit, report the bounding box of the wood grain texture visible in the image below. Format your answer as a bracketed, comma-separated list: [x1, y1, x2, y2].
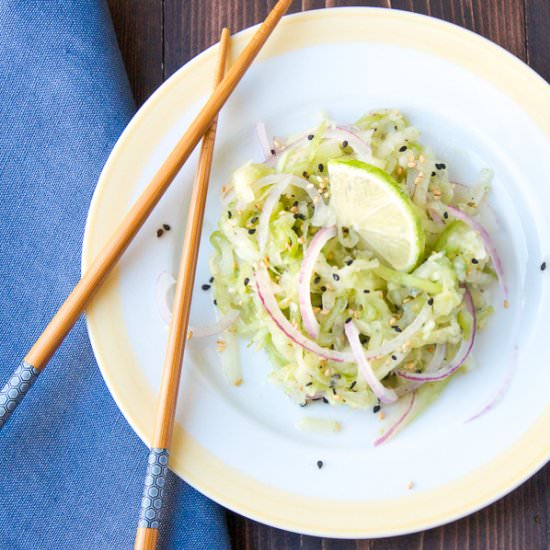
[107, 0, 163, 106]
[525, 0, 550, 83]
[110, 1, 549, 548]
[163, 1, 303, 80]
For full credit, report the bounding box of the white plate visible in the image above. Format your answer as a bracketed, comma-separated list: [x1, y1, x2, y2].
[82, 8, 550, 537]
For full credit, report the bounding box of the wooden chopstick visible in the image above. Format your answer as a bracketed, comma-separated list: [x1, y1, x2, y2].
[0, 0, 293, 431]
[133, 28, 230, 550]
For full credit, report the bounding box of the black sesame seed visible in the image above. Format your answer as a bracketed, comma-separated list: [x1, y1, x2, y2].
[244, 277, 250, 286]
[332, 273, 340, 281]
[302, 171, 309, 178]
[399, 145, 407, 152]
[394, 125, 398, 130]
[428, 297, 434, 306]
[293, 200, 299, 207]
[308, 134, 314, 140]
[156, 228, 164, 238]
[345, 259, 353, 266]
[306, 382, 313, 387]
[391, 354, 397, 360]
[163, 224, 171, 231]
[431, 171, 436, 177]
[443, 211, 449, 220]
[349, 381, 357, 390]
[321, 286, 327, 292]
[435, 163, 447, 170]
[342, 140, 349, 148]
[227, 210, 232, 219]
[322, 397, 329, 404]
[316, 460, 324, 469]
[373, 404, 381, 413]
[471, 258, 479, 264]
[250, 216, 258, 224]
[345, 317, 352, 324]
[332, 387, 337, 395]
[270, 149, 276, 155]
[248, 228, 256, 235]
[213, 299, 217, 306]
[201, 284, 211, 291]
[209, 276, 214, 283]
[314, 276, 321, 284]
[363, 289, 370, 294]
[318, 163, 324, 173]
[359, 334, 370, 345]
[392, 326, 402, 333]
[541, 262, 546, 271]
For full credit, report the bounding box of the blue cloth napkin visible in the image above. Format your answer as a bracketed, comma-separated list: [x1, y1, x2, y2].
[0, 2, 230, 548]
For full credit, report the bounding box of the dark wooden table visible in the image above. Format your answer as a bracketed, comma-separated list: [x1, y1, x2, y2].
[107, 1, 549, 548]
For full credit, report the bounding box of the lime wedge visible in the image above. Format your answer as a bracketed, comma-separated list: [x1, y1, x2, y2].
[328, 159, 424, 272]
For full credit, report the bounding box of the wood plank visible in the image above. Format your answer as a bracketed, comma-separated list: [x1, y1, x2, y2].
[525, 0, 550, 82]
[385, 0, 526, 60]
[164, 0, 526, 76]
[163, 1, 303, 81]
[107, 0, 163, 107]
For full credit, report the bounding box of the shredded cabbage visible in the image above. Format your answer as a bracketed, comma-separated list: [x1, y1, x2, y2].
[209, 110, 499, 421]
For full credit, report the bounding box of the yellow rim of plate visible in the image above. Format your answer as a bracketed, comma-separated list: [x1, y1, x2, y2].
[82, 8, 550, 538]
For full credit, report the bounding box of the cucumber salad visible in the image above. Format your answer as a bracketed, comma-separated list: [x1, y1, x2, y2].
[207, 110, 506, 444]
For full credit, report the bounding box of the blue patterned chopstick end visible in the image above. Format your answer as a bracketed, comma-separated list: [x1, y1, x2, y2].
[137, 448, 169, 529]
[0, 361, 40, 430]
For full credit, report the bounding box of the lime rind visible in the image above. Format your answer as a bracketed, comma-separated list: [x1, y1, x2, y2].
[328, 159, 425, 272]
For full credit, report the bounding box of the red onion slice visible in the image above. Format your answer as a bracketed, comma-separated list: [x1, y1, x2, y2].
[373, 392, 416, 446]
[367, 304, 431, 359]
[396, 343, 446, 396]
[256, 121, 275, 161]
[262, 124, 371, 165]
[190, 310, 240, 339]
[397, 288, 476, 382]
[257, 178, 288, 253]
[261, 131, 310, 166]
[298, 226, 337, 339]
[155, 271, 176, 325]
[256, 174, 331, 253]
[428, 207, 445, 227]
[254, 263, 353, 363]
[446, 205, 507, 299]
[465, 345, 517, 423]
[155, 271, 239, 338]
[323, 125, 372, 159]
[344, 321, 398, 404]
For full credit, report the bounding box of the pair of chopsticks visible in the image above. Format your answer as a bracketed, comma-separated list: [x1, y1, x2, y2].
[133, 28, 230, 550]
[0, 0, 293, 548]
